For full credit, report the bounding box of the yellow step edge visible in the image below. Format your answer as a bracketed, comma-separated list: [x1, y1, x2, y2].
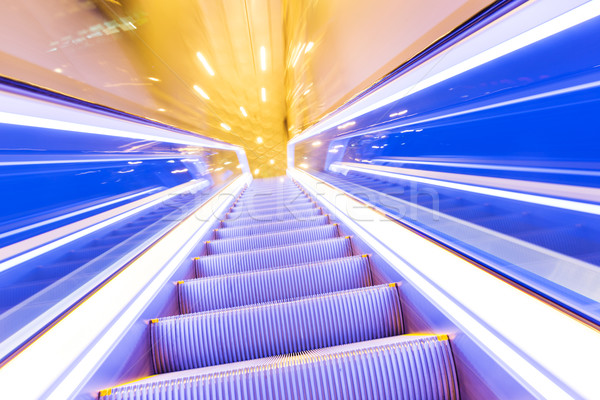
[388, 282, 397, 287]
[437, 334, 450, 341]
[150, 318, 159, 324]
[99, 388, 111, 396]
[176, 280, 184, 285]
[361, 254, 369, 258]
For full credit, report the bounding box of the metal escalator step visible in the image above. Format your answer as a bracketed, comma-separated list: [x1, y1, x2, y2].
[196, 236, 353, 277]
[214, 215, 330, 239]
[151, 284, 402, 373]
[232, 196, 314, 212]
[100, 335, 458, 399]
[221, 207, 322, 228]
[234, 192, 309, 206]
[179, 255, 372, 313]
[226, 201, 316, 219]
[206, 223, 339, 255]
[240, 186, 301, 196]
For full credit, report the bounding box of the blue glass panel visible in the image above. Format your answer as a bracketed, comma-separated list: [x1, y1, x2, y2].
[291, 14, 600, 323]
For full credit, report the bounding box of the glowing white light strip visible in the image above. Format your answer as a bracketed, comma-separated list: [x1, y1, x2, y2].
[290, 168, 600, 400]
[193, 85, 210, 100]
[0, 180, 207, 273]
[370, 156, 600, 177]
[0, 188, 160, 241]
[289, 1, 600, 145]
[260, 46, 267, 71]
[240, 106, 248, 117]
[335, 163, 600, 215]
[0, 174, 251, 399]
[196, 52, 215, 76]
[261, 88, 267, 102]
[0, 112, 236, 151]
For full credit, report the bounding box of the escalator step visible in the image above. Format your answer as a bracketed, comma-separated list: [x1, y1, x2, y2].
[226, 201, 316, 218]
[196, 236, 353, 277]
[151, 284, 402, 373]
[179, 255, 372, 313]
[100, 335, 458, 400]
[214, 215, 330, 239]
[221, 207, 322, 228]
[234, 194, 310, 208]
[206, 223, 339, 255]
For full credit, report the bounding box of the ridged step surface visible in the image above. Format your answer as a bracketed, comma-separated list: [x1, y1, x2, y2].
[214, 215, 330, 239]
[179, 255, 372, 313]
[196, 236, 353, 277]
[151, 284, 402, 373]
[102, 335, 458, 400]
[234, 193, 309, 207]
[226, 201, 316, 218]
[221, 207, 322, 228]
[206, 223, 339, 255]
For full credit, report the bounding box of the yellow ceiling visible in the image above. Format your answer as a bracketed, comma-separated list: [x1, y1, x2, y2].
[0, 0, 289, 177]
[0, 0, 493, 177]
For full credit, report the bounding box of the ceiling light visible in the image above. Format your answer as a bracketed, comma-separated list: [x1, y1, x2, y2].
[254, 168, 260, 175]
[303, 89, 311, 95]
[148, 77, 160, 82]
[53, 68, 63, 73]
[305, 42, 314, 53]
[240, 106, 248, 117]
[256, 137, 263, 144]
[196, 52, 215, 76]
[220, 123, 231, 131]
[193, 85, 209, 100]
[292, 44, 306, 67]
[261, 88, 266, 102]
[270, 159, 275, 165]
[157, 108, 166, 112]
[260, 46, 267, 71]
[128, 22, 137, 30]
[312, 141, 322, 147]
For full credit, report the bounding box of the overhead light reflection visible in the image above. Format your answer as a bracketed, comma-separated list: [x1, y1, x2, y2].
[305, 42, 314, 53]
[171, 168, 189, 174]
[196, 52, 215, 76]
[261, 88, 266, 102]
[240, 106, 248, 117]
[256, 137, 263, 144]
[148, 77, 160, 82]
[220, 123, 231, 131]
[254, 168, 260, 175]
[337, 121, 356, 130]
[389, 110, 408, 118]
[270, 159, 275, 165]
[193, 85, 210, 100]
[312, 141, 322, 147]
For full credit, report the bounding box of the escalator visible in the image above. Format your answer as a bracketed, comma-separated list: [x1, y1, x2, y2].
[99, 177, 459, 399]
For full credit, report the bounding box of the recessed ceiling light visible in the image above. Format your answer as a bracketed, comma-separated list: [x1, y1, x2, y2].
[305, 42, 314, 53]
[157, 108, 166, 112]
[220, 122, 231, 131]
[193, 85, 209, 100]
[261, 88, 266, 102]
[256, 137, 263, 144]
[148, 77, 160, 82]
[254, 168, 260, 175]
[196, 52, 215, 76]
[269, 159, 274, 165]
[260, 46, 267, 71]
[240, 106, 248, 117]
